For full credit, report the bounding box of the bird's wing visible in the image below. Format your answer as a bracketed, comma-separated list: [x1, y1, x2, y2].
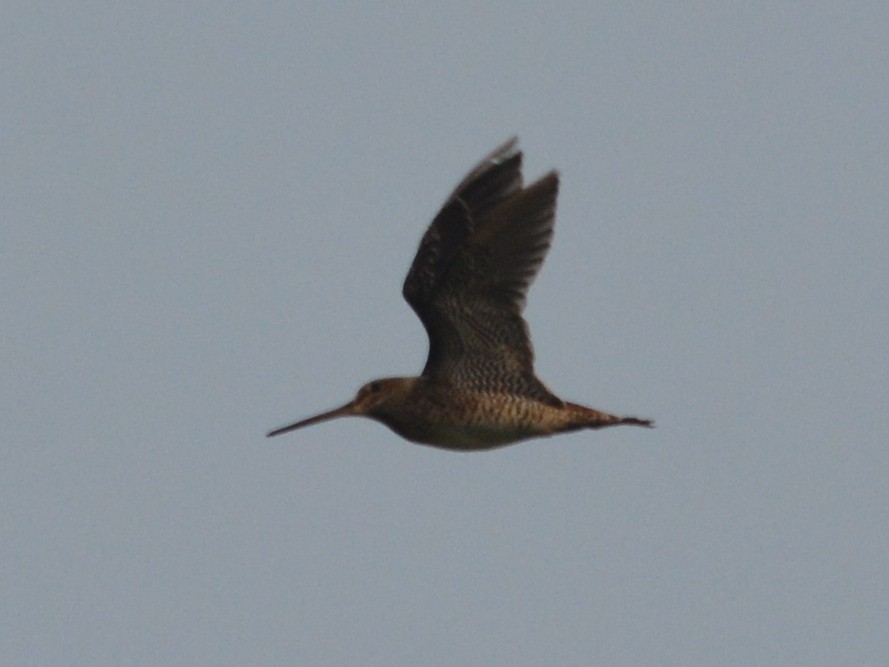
[402, 139, 561, 403]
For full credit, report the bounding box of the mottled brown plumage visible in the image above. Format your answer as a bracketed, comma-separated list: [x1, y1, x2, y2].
[268, 139, 652, 450]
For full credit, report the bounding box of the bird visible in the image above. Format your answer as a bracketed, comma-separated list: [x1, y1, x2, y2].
[268, 138, 652, 450]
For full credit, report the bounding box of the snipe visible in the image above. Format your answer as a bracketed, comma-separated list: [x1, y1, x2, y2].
[268, 139, 652, 450]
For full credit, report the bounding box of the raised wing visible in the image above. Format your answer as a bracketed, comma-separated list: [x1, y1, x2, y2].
[402, 139, 561, 403]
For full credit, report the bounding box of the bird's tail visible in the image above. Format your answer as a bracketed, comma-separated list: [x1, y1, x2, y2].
[562, 402, 654, 431]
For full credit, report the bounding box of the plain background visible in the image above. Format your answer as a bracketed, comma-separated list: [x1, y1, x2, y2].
[4, 2, 888, 665]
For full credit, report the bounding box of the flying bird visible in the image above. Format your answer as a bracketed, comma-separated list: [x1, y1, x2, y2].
[268, 139, 652, 449]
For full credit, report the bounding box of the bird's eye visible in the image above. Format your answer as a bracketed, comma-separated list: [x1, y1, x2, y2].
[369, 382, 382, 393]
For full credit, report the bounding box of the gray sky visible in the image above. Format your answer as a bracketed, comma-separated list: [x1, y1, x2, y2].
[4, 2, 888, 665]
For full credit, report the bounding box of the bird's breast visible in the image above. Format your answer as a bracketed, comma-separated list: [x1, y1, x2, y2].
[373, 390, 560, 450]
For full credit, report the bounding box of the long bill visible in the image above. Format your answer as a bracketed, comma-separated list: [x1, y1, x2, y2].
[266, 400, 357, 438]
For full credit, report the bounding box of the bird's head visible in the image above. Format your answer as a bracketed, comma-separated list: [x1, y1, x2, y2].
[267, 377, 416, 438]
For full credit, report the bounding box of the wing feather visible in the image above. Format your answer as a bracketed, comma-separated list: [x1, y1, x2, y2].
[403, 141, 560, 403]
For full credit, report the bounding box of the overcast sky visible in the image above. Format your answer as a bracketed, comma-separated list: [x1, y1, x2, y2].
[4, 2, 888, 665]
